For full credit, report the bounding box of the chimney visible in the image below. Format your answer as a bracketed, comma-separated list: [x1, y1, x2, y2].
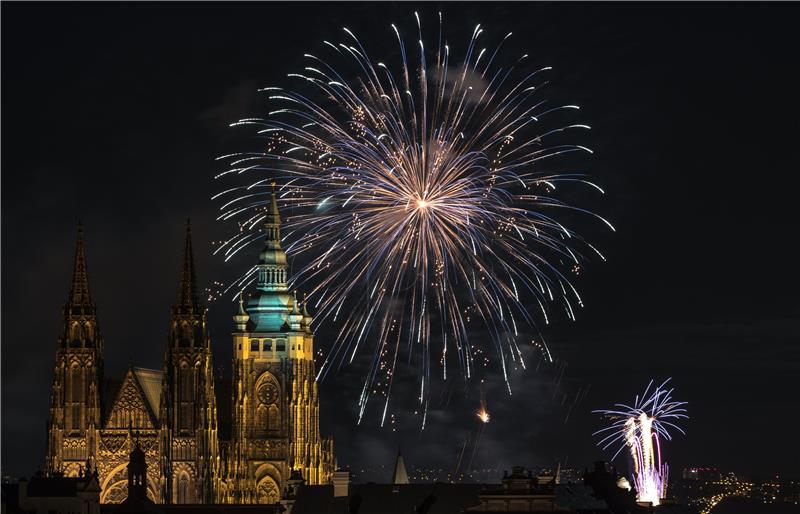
[332, 469, 350, 498]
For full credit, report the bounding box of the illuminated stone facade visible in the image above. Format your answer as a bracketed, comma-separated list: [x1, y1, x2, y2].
[44, 195, 335, 505]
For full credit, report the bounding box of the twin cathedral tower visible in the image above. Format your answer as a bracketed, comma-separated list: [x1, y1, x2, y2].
[43, 190, 336, 504]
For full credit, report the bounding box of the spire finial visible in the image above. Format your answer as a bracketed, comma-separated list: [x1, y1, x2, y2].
[233, 290, 250, 331]
[238, 291, 246, 314]
[292, 290, 300, 314]
[302, 292, 311, 317]
[265, 180, 282, 228]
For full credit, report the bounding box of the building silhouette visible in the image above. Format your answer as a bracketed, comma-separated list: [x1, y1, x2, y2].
[43, 190, 335, 504]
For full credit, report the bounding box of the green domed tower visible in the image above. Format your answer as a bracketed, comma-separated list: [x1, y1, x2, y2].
[226, 184, 335, 504]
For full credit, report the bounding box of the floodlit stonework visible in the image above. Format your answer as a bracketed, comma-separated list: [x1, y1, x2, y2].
[44, 191, 335, 504]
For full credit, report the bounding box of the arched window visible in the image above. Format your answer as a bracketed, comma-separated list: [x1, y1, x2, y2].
[67, 365, 83, 432]
[257, 477, 280, 504]
[180, 323, 192, 347]
[177, 474, 190, 504]
[70, 366, 82, 402]
[179, 365, 193, 431]
[268, 404, 280, 432]
[257, 404, 268, 431]
[255, 373, 280, 436]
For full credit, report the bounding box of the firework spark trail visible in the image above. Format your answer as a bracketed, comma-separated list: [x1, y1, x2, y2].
[466, 421, 487, 472]
[468, 388, 490, 470]
[216, 13, 611, 423]
[593, 379, 688, 506]
[453, 436, 470, 480]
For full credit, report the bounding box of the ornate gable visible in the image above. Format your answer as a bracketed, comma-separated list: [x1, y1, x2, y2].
[104, 368, 162, 429]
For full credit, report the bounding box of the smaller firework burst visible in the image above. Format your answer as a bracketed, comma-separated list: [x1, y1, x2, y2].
[476, 403, 490, 424]
[476, 381, 491, 423]
[593, 379, 688, 506]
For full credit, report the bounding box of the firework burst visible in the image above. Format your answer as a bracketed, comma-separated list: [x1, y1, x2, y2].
[593, 379, 688, 505]
[215, 13, 612, 426]
[476, 406, 491, 424]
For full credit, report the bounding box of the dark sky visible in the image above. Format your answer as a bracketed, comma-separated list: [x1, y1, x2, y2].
[3, 2, 799, 482]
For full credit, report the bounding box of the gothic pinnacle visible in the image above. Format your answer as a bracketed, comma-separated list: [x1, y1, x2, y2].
[178, 219, 199, 309]
[292, 290, 300, 314]
[233, 290, 250, 331]
[67, 221, 93, 309]
[266, 180, 281, 226]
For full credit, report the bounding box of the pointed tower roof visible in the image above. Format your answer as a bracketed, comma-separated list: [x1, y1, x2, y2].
[391, 449, 409, 485]
[258, 181, 288, 268]
[266, 180, 281, 225]
[177, 219, 199, 310]
[245, 181, 294, 333]
[60, 222, 104, 350]
[67, 222, 93, 309]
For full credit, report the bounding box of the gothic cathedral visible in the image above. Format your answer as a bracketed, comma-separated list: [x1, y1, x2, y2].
[44, 191, 336, 504]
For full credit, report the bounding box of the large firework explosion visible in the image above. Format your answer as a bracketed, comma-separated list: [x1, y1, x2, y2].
[215, 13, 611, 426]
[593, 379, 689, 505]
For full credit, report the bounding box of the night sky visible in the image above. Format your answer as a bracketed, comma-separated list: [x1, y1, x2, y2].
[3, 2, 800, 482]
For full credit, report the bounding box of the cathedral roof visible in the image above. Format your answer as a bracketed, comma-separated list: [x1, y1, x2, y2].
[103, 367, 163, 428]
[132, 368, 163, 416]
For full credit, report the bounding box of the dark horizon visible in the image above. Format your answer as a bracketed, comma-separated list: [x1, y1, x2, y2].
[2, 2, 799, 482]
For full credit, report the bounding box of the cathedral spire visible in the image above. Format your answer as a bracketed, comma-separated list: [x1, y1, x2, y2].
[260, 180, 285, 258]
[177, 219, 199, 310]
[255, 181, 288, 291]
[266, 180, 281, 227]
[67, 221, 93, 309]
